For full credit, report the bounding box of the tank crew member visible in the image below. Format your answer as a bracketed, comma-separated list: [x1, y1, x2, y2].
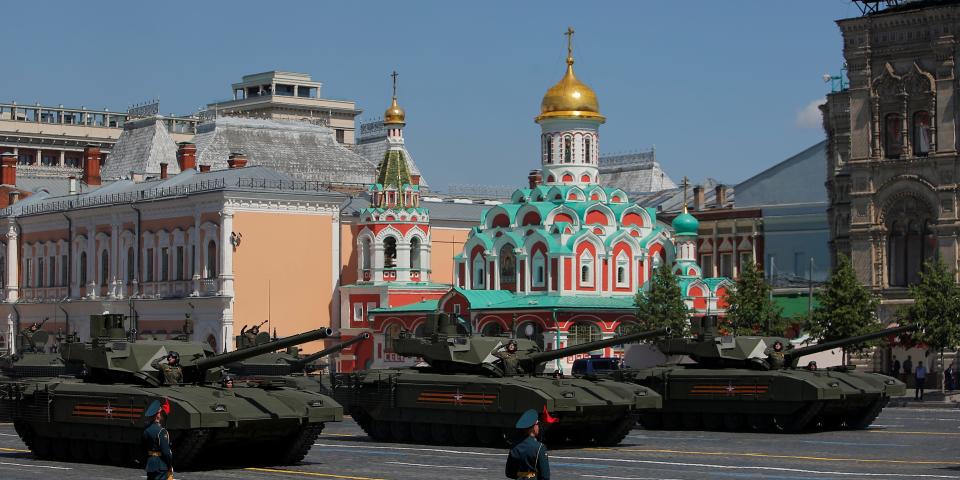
[143, 399, 173, 480]
[18, 318, 47, 352]
[765, 341, 785, 369]
[494, 340, 522, 375]
[505, 409, 549, 479]
[151, 351, 183, 385]
[805, 360, 818, 371]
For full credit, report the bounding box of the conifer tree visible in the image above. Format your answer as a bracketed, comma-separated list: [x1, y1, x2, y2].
[808, 254, 880, 364]
[635, 263, 690, 337]
[724, 261, 785, 336]
[903, 259, 960, 392]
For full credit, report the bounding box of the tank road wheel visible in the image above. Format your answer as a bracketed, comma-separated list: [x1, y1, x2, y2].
[722, 413, 745, 431]
[389, 421, 411, 442]
[174, 429, 210, 469]
[848, 398, 887, 430]
[30, 436, 53, 460]
[430, 424, 452, 444]
[86, 441, 106, 463]
[370, 420, 392, 442]
[106, 443, 125, 465]
[661, 412, 682, 430]
[681, 412, 702, 430]
[638, 412, 662, 429]
[595, 414, 637, 447]
[701, 414, 723, 431]
[451, 425, 476, 445]
[276, 424, 324, 465]
[410, 423, 431, 443]
[475, 426, 503, 446]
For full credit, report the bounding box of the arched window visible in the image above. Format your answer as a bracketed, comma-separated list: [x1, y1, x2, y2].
[383, 236, 397, 269]
[532, 251, 546, 288]
[568, 322, 602, 347]
[913, 111, 931, 156]
[384, 324, 402, 353]
[616, 251, 629, 287]
[579, 250, 593, 286]
[206, 240, 217, 279]
[206, 334, 217, 352]
[473, 256, 485, 288]
[79, 251, 87, 286]
[499, 245, 516, 287]
[100, 250, 109, 287]
[126, 247, 135, 283]
[516, 321, 544, 348]
[886, 199, 936, 287]
[360, 237, 372, 270]
[584, 137, 592, 163]
[885, 113, 903, 158]
[410, 237, 422, 271]
[545, 136, 554, 163]
[563, 136, 572, 163]
[481, 322, 503, 337]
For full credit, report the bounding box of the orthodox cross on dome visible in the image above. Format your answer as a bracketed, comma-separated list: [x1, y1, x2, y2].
[391, 70, 399, 99]
[681, 176, 690, 213]
[564, 26, 575, 63]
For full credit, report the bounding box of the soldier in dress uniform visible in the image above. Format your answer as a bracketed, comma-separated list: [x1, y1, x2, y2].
[505, 409, 550, 480]
[143, 399, 173, 480]
[151, 351, 183, 385]
[495, 340, 522, 376]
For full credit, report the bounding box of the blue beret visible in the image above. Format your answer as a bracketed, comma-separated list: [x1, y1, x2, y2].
[144, 399, 163, 418]
[515, 409, 539, 429]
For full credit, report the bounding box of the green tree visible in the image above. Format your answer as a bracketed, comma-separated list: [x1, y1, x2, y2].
[635, 263, 690, 337]
[902, 259, 960, 392]
[808, 254, 880, 365]
[724, 261, 785, 336]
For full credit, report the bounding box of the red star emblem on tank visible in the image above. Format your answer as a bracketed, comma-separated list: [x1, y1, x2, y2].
[104, 401, 114, 418]
[725, 382, 736, 396]
[453, 389, 464, 405]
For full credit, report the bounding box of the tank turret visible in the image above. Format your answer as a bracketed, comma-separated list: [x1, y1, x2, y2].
[18, 317, 52, 353]
[393, 312, 667, 377]
[655, 315, 917, 370]
[60, 314, 332, 386]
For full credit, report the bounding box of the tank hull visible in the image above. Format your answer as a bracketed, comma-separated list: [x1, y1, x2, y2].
[625, 366, 904, 432]
[0, 378, 342, 468]
[332, 369, 660, 447]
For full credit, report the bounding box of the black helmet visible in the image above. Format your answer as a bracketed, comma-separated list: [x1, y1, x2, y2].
[167, 351, 180, 362]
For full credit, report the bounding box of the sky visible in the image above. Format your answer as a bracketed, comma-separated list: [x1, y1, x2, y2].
[2, 1, 864, 192]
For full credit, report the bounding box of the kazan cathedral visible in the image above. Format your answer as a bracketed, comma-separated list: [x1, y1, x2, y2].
[338, 34, 732, 373]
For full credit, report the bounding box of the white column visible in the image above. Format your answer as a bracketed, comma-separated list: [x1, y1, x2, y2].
[557, 256, 565, 294]
[422, 243, 432, 282]
[218, 209, 234, 296]
[58, 150, 65, 167]
[490, 254, 500, 291]
[34, 149, 41, 165]
[373, 245, 384, 282]
[522, 255, 531, 294]
[110, 223, 120, 298]
[6, 220, 18, 302]
[86, 228, 96, 298]
[5, 313, 14, 355]
[396, 240, 410, 282]
[191, 212, 201, 296]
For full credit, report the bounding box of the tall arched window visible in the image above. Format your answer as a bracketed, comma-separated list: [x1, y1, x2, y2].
[100, 250, 109, 287]
[481, 322, 503, 337]
[206, 240, 217, 279]
[410, 237, 422, 270]
[885, 113, 903, 158]
[913, 111, 931, 156]
[532, 251, 546, 287]
[473, 256, 485, 288]
[360, 237, 372, 270]
[545, 136, 554, 164]
[579, 250, 593, 286]
[499, 245, 516, 287]
[563, 136, 572, 163]
[384, 324, 402, 353]
[383, 236, 397, 269]
[584, 137, 592, 163]
[886, 199, 936, 287]
[126, 247, 135, 283]
[516, 322, 544, 348]
[568, 322, 602, 347]
[79, 251, 87, 286]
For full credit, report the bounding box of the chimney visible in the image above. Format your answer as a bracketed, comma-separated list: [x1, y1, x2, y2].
[693, 186, 704, 211]
[159, 162, 169, 179]
[83, 144, 101, 186]
[68, 176, 78, 195]
[715, 184, 727, 207]
[527, 169, 542, 189]
[0, 152, 17, 186]
[176, 142, 197, 170]
[411, 174, 421, 186]
[199, 164, 211, 173]
[8, 191, 19, 205]
[227, 152, 248, 169]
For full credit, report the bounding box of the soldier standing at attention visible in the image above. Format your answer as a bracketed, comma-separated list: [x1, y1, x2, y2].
[151, 351, 183, 385]
[143, 399, 173, 480]
[495, 340, 522, 375]
[505, 409, 550, 480]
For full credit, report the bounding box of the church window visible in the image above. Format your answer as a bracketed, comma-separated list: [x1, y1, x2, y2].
[100, 250, 109, 287]
[545, 136, 554, 163]
[579, 250, 593, 286]
[564, 136, 572, 163]
[473, 256, 485, 288]
[584, 137, 592, 163]
[383, 236, 397, 269]
[206, 240, 217, 279]
[532, 251, 546, 287]
[499, 244, 516, 286]
[481, 322, 503, 337]
[913, 111, 931, 156]
[884, 113, 903, 158]
[410, 237, 422, 270]
[568, 322, 601, 347]
[384, 324, 402, 354]
[127, 247, 135, 283]
[616, 251, 629, 287]
[360, 237, 372, 270]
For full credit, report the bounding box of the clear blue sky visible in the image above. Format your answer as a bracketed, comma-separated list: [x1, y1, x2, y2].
[2, 1, 862, 192]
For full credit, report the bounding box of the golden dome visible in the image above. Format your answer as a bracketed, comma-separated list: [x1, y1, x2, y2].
[536, 56, 604, 123]
[384, 96, 405, 125]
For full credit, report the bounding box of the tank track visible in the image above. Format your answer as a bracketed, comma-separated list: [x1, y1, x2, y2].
[273, 423, 325, 465]
[173, 428, 210, 469]
[847, 397, 887, 430]
[638, 403, 826, 433]
[594, 414, 637, 446]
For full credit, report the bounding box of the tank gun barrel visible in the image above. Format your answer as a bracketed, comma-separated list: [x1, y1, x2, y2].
[290, 332, 371, 369]
[187, 327, 332, 372]
[520, 328, 668, 368]
[785, 324, 917, 365]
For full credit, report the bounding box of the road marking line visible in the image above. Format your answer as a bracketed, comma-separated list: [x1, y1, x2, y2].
[385, 461, 486, 470]
[320, 433, 356, 437]
[245, 467, 384, 480]
[0, 461, 71, 470]
[869, 430, 960, 436]
[0, 433, 19, 436]
[0, 447, 31, 453]
[617, 448, 953, 465]
[582, 475, 683, 480]
[314, 442, 503, 457]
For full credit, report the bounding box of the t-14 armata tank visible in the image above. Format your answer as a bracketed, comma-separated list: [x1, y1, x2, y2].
[0, 314, 342, 468]
[0, 318, 82, 379]
[617, 316, 915, 432]
[332, 313, 665, 447]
